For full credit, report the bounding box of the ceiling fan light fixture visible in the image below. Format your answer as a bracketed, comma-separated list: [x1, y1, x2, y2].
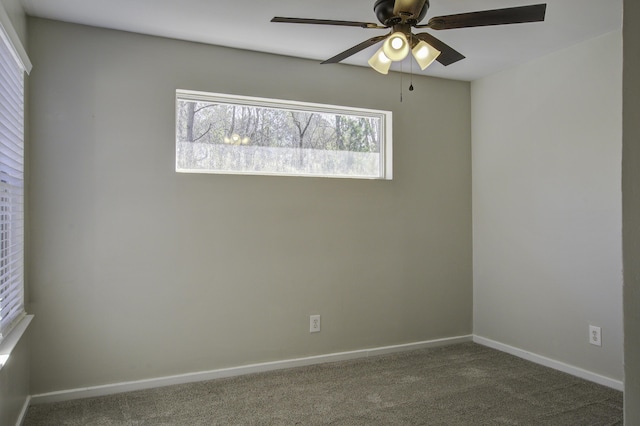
[368, 48, 392, 74]
[411, 40, 441, 70]
[382, 32, 410, 61]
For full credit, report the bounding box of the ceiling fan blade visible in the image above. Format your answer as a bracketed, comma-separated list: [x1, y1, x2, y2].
[393, 0, 428, 20]
[414, 33, 465, 66]
[322, 35, 388, 64]
[423, 4, 546, 30]
[271, 17, 383, 29]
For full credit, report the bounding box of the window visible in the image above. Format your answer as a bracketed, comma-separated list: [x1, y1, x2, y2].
[176, 90, 392, 179]
[0, 16, 29, 341]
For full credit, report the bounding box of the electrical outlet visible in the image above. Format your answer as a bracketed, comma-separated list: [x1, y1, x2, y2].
[589, 325, 602, 347]
[310, 315, 321, 333]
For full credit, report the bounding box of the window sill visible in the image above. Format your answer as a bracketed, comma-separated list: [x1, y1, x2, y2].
[0, 314, 33, 370]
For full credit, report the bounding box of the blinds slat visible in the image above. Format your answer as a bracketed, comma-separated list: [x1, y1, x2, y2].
[0, 79, 22, 104]
[0, 103, 23, 128]
[0, 88, 22, 107]
[0, 111, 23, 141]
[0, 281, 24, 300]
[0, 285, 23, 307]
[0, 79, 22, 108]
[0, 71, 19, 96]
[0, 255, 24, 276]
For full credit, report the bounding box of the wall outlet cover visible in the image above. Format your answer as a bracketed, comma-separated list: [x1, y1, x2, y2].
[310, 315, 321, 333]
[589, 325, 602, 347]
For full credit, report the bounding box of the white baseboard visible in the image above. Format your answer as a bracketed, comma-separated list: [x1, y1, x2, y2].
[473, 335, 623, 391]
[16, 395, 30, 426]
[30, 335, 473, 405]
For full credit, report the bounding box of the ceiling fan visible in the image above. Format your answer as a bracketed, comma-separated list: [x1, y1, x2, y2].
[272, 0, 547, 74]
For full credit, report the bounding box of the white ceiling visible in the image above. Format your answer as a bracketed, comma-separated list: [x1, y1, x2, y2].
[20, 0, 622, 81]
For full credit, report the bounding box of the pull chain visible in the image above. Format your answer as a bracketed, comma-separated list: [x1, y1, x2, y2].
[400, 60, 403, 102]
[409, 54, 414, 91]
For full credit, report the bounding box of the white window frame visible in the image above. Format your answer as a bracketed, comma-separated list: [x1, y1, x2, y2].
[176, 90, 393, 180]
[0, 3, 31, 346]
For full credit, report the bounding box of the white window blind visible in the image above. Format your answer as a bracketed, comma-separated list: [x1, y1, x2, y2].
[0, 26, 25, 341]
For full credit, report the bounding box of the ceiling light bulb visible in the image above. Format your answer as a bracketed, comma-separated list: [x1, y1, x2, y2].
[411, 40, 441, 70]
[377, 51, 391, 63]
[368, 47, 392, 74]
[382, 32, 410, 62]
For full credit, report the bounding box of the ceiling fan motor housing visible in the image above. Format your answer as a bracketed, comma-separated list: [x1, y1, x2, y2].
[374, 0, 430, 25]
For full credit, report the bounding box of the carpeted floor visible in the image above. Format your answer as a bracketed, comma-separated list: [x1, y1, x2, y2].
[24, 342, 623, 425]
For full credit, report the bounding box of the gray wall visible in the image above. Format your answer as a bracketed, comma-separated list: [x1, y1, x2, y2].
[0, 333, 29, 425]
[27, 18, 472, 394]
[0, 0, 30, 424]
[623, 0, 640, 422]
[471, 31, 623, 381]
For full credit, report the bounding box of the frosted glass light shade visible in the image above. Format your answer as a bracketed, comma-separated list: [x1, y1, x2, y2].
[368, 48, 392, 74]
[382, 32, 410, 62]
[412, 40, 441, 70]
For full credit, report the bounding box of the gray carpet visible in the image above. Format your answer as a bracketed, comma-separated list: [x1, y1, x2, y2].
[24, 343, 623, 425]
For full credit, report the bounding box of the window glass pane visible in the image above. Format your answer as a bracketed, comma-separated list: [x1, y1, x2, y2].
[176, 91, 392, 179]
